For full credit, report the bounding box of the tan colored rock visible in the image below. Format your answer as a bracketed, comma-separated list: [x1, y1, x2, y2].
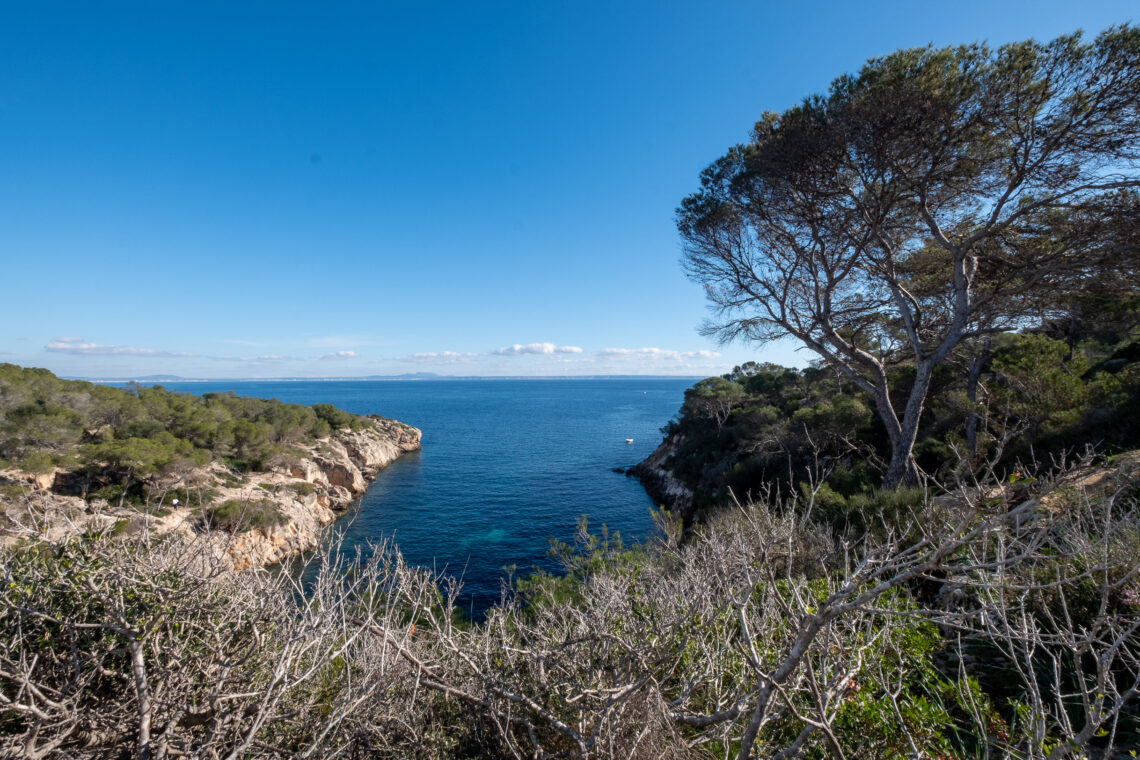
[33, 470, 56, 492]
[287, 460, 325, 484]
[328, 485, 353, 507]
[2, 467, 59, 493]
[319, 459, 366, 492]
[340, 420, 421, 475]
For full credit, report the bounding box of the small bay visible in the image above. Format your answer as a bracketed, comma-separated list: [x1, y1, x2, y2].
[142, 378, 692, 615]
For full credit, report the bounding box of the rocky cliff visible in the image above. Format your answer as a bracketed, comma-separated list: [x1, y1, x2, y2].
[628, 434, 695, 520]
[0, 416, 421, 568]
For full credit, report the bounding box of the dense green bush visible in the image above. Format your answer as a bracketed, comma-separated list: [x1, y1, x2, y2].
[16, 449, 56, 474]
[288, 481, 317, 497]
[205, 499, 286, 532]
[312, 402, 362, 431]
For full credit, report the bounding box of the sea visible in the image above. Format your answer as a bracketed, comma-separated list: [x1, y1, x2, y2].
[132, 378, 694, 616]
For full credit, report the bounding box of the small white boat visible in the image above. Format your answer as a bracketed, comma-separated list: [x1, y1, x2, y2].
[625, 438, 634, 444]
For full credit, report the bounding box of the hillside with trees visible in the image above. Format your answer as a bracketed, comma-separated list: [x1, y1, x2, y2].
[635, 323, 1140, 525]
[0, 364, 421, 561]
[677, 24, 1140, 487]
[0, 362, 366, 487]
[632, 23, 1140, 527]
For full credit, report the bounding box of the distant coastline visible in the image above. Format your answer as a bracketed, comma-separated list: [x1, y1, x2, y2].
[73, 373, 709, 383]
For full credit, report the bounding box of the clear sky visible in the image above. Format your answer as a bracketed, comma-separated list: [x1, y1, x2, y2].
[1, 1, 1135, 378]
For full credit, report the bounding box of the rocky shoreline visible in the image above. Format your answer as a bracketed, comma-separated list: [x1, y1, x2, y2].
[0, 416, 421, 568]
[627, 434, 695, 520]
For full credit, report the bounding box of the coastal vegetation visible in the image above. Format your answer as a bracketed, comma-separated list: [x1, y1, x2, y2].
[4, 455, 1139, 758]
[640, 23, 1140, 526]
[643, 322, 1140, 523]
[3, 23, 1140, 760]
[0, 363, 366, 511]
[0, 364, 422, 573]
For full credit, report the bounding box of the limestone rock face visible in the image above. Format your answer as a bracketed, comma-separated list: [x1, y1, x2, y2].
[339, 418, 422, 475]
[211, 418, 420, 565]
[220, 490, 340, 570]
[318, 457, 366, 494]
[329, 485, 353, 505]
[288, 460, 324, 484]
[629, 435, 695, 518]
[0, 415, 422, 570]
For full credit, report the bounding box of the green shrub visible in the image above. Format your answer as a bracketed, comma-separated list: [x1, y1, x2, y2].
[215, 472, 246, 489]
[801, 481, 847, 516]
[89, 484, 130, 506]
[289, 481, 317, 497]
[205, 499, 286, 533]
[843, 487, 928, 536]
[312, 403, 361, 432]
[17, 451, 55, 475]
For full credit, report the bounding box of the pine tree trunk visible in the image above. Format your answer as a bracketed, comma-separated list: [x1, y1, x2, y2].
[882, 362, 935, 488]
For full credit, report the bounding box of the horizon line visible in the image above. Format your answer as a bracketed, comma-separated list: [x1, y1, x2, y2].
[62, 373, 713, 383]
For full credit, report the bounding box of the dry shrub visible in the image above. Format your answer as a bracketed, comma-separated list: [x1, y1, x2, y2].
[2, 467, 1139, 759]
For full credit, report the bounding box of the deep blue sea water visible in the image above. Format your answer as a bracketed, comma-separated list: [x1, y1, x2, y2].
[140, 378, 693, 615]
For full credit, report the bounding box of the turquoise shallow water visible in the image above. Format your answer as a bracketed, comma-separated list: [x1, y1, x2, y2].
[143, 378, 692, 615]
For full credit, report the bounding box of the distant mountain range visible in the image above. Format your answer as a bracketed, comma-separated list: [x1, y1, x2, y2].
[66, 373, 704, 383]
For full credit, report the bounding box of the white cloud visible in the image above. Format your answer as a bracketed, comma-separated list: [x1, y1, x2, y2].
[318, 350, 359, 361]
[46, 337, 194, 358]
[598, 347, 720, 361]
[44, 337, 309, 365]
[493, 342, 583, 356]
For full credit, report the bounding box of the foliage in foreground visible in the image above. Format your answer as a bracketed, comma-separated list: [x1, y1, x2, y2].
[3, 460, 1139, 759]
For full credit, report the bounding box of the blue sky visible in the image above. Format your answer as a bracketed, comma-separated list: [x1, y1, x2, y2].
[1, 1, 1135, 378]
